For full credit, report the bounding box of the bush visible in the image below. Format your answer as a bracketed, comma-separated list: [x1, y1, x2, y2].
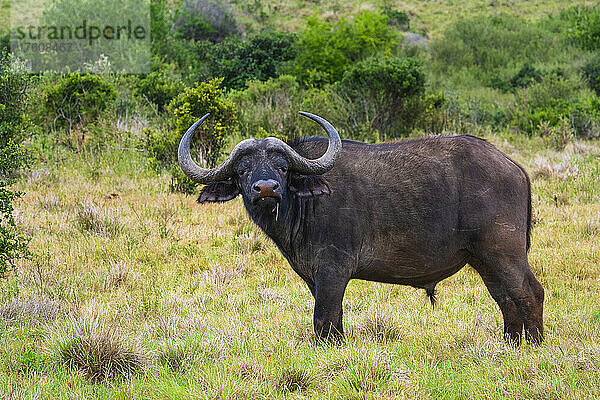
[165, 30, 297, 90]
[173, 0, 240, 43]
[133, 69, 185, 112]
[0, 34, 8, 54]
[490, 63, 544, 93]
[383, 7, 410, 31]
[0, 161, 30, 279]
[205, 31, 297, 90]
[142, 78, 238, 193]
[295, 11, 397, 85]
[150, 0, 170, 56]
[339, 57, 425, 138]
[230, 75, 304, 141]
[507, 74, 599, 138]
[0, 53, 31, 278]
[562, 6, 600, 51]
[42, 73, 116, 131]
[581, 55, 600, 96]
[231, 75, 352, 142]
[431, 15, 555, 75]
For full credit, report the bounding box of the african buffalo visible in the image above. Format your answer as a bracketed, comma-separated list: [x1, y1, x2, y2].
[178, 112, 544, 345]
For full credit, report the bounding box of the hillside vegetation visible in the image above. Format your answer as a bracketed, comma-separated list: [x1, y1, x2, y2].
[0, 0, 599, 398]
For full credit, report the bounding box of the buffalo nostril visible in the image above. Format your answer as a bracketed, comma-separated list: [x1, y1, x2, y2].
[253, 180, 279, 193]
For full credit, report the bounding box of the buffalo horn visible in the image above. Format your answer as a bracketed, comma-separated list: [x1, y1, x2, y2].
[178, 112, 342, 184]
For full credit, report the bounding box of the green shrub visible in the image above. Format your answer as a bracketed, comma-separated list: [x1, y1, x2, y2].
[295, 11, 397, 85]
[383, 7, 410, 31]
[0, 53, 31, 278]
[205, 31, 297, 90]
[142, 78, 238, 193]
[150, 0, 170, 56]
[133, 69, 185, 112]
[490, 63, 544, 93]
[507, 74, 599, 138]
[510, 63, 543, 89]
[339, 57, 425, 138]
[165, 31, 297, 90]
[165, 39, 213, 85]
[0, 34, 8, 54]
[42, 73, 116, 131]
[230, 75, 304, 141]
[581, 55, 600, 96]
[173, 0, 240, 43]
[431, 15, 555, 75]
[562, 6, 600, 51]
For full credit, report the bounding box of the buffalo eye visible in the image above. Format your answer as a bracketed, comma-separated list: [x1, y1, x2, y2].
[278, 166, 288, 174]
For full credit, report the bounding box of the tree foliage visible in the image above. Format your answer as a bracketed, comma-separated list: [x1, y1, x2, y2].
[295, 11, 397, 86]
[340, 57, 425, 138]
[562, 6, 600, 51]
[134, 69, 185, 112]
[0, 53, 31, 278]
[581, 54, 600, 96]
[142, 78, 238, 193]
[204, 31, 297, 90]
[173, 0, 240, 43]
[42, 74, 116, 131]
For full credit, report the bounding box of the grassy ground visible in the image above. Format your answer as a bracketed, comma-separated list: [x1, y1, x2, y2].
[0, 134, 599, 398]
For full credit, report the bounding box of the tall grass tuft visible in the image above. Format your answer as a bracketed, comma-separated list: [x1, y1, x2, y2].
[75, 201, 122, 237]
[277, 367, 313, 393]
[48, 311, 148, 382]
[326, 348, 397, 396]
[354, 309, 404, 342]
[158, 337, 204, 372]
[0, 298, 62, 323]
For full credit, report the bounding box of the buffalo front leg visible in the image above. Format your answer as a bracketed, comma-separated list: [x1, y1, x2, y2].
[313, 266, 350, 343]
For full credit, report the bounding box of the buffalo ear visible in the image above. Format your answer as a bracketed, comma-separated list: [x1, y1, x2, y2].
[289, 174, 332, 198]
[198, 180, 240, 203]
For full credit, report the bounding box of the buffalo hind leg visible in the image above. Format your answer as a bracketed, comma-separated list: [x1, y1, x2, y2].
[471, 259, 524, 344]
[471, 256, 544, 345]
[313, 267, 350, 343]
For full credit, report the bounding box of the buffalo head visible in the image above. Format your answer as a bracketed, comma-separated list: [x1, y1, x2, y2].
[178, 112, 341, 220]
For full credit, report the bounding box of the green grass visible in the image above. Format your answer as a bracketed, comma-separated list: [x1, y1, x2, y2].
[1, 134, 599, 398]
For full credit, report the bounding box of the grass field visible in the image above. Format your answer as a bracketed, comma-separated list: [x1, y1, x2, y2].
[1, 0, 600, 398]
[1, 134, 598, 398]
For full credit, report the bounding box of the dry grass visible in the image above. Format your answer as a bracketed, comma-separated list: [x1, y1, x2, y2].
[74, 200, 123, 237]
[532, 155, 579, 181]
[0, 297, 62, 322]
[353, 308, 405, 343]
[48, 308, 148, 382]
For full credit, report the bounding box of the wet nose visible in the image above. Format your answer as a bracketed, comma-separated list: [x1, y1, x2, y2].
[253, 179, 279, 195]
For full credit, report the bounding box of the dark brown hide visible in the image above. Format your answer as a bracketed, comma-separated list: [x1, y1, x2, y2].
[199, 135, 544, 345]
